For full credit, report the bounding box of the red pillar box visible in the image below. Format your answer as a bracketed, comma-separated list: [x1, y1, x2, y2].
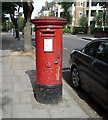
[31, 17, 67, 104]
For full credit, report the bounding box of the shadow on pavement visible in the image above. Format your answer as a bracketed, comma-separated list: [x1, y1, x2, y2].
[2, 32, 24, 51]
[62, 67, 108, 120]
[25, 70, 36, 93]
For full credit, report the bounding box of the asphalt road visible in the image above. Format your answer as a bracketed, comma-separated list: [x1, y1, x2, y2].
[62, 34, 108, 120]
[62, 34, 89, 68]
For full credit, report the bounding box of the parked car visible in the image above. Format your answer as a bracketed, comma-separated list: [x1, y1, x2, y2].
[69, 38, 108, 111]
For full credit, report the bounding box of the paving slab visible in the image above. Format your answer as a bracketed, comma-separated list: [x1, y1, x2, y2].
[2, 92, 20, 105]
[12, 104, 33, 118]
[3, 82, 14, 92]
[20, 92, 32, 104]
[49, 107, 87, 118]
[2, 76, 16, 83]
[10, 55, 35, 70]
[13, 75, 31, 84]
[14, 81, 33, 92]
[12, 104, 51, 118]
[2, 70, 15, 76]
[2, 50, 11, 56]
[2, 104, 12, 118]
[31, 109, 51, 118]
[14, 70, 29, 76]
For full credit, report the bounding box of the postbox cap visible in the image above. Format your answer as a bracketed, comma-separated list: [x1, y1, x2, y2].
[31, 16, 67, 26]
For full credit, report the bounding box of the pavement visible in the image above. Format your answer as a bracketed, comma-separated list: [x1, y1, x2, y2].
[1, 32, 100, 119]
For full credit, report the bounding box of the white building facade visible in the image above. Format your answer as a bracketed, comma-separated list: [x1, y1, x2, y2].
[39, 0, 108, 27]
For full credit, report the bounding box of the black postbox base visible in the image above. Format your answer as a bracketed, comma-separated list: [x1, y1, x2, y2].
[34, 83, 62, 104]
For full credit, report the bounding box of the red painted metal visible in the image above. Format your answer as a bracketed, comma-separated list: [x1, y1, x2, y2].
[31, 17, 67, 85]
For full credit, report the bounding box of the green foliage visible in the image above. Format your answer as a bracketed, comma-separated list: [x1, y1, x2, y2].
[78, 16, 88, 34]
[2, 21, 7, 31]
[79, 16, 88, 28]
[2, 20, 14, 31]
[90, 27, 108, 34]
[90, 27, 95, 34]
[60, 2, 73, 24]
[2, 2, 23, 38]
[2, 2, 17, 14]
[8, 21, 14, 29]
[93, 27, 103, 32]
[63, 28, 72, 34]
[73, 27, 88, 34]
[93, 11, 104, 26]
[105, 27, 108, 32]
[18, 16, 24, 31]
[93, 27, 108, 32]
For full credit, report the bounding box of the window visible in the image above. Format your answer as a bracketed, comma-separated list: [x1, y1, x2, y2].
[80, 1, 83, 7]
[99, 2, 106, 6]
[97, 42, 108, 64]
[87, 2, 89, 7]
[84, 41, 108, 64]
[84, 42, 100, 58]
[97, 44, 105, 54]
[91, 2, 97, 6]
[91, 10, 96, 16]
[79, 11, 83, 17]
[87, 2, 97, 7]
[86, 10, 89, 17]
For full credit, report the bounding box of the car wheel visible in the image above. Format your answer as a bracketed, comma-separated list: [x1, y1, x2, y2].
[71, 67, 81, 88]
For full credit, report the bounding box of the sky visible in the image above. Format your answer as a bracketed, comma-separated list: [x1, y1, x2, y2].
[31, 0, 53, 18]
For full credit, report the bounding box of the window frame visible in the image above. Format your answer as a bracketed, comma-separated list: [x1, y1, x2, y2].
[83, 41, 100, 58]
[83, 41, 108, 64]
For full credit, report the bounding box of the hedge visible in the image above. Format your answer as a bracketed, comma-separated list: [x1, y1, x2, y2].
[93, 27, 108, 37]
[73, 27, 88, 34]
[73, 27, 108, 34]
[63, 28, 72, 34]
[91, 27, 108, 33]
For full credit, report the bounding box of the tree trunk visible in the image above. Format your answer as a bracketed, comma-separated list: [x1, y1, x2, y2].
[24, 21, 32, 51]
[23, 1, 34, 52]
[15, 23, 19, 38]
